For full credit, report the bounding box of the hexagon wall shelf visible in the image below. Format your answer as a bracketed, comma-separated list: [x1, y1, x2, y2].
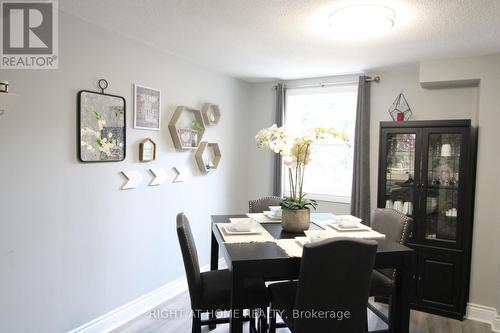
[168, 106, 205, 150]
[195, 142, 221, 173]
[201, 103, 221, 126]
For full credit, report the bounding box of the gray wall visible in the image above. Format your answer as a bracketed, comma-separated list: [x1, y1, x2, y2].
[0, 12, 251, 333]
[419, 55, 500, 314]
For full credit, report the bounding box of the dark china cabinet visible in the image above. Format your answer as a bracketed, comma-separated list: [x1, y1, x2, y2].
[377, 120, 477, 319]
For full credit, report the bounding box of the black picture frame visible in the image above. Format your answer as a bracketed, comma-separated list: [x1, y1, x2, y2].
[77, 90, 126, 163]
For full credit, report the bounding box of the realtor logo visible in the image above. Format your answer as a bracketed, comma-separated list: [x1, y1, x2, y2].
[1, 0, 58, 69]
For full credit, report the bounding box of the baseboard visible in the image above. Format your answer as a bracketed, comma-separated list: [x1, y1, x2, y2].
[67, 259, 225, 333]
[466, 303, 500, 332]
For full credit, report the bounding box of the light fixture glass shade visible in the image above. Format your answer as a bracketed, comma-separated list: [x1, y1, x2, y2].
[329, 5, 395, 39]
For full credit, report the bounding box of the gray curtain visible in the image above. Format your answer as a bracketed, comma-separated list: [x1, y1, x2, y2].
[351, 76, 371, 225]
[273, 83, 285, 197]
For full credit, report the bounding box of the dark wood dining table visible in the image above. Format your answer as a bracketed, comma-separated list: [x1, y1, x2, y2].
[210, 215, 415, 333]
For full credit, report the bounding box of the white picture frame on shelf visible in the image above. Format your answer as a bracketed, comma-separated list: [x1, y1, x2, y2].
[134, 84, 161, 130]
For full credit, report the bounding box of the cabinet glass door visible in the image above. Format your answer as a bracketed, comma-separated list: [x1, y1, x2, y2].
[422, 129, 466, 247]
[381, 130, 420, 226]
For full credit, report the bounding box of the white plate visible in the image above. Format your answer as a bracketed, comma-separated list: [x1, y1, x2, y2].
[263, 211, 281, 220]
[329, 223, 371, 232]
[222, 224, 261, 235]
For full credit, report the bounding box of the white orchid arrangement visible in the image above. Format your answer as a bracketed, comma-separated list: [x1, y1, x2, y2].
[256, 124, 349, 210]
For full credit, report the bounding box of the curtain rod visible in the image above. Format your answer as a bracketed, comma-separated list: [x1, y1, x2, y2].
[274, 76, 380, 90]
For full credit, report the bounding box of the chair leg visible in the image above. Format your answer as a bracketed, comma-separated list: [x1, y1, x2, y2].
[388, 295, 394, 332]
[192, 312, 201, 333]
[249, 309, 258, 333]
[258, 307, 268, 333]
[269, 307, 277, 333]
[208, 310, 216, 330]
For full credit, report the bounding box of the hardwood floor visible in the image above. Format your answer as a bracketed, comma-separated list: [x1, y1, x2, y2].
[113, 291, 492, 333]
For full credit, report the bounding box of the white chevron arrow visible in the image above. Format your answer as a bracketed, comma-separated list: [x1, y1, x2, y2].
[172, 167, 186, 183]
[121, 170, 143, 190]
[149, 168, 167, 186]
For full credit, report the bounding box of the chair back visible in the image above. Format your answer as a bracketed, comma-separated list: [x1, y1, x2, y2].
[294, 238, 377, 333]
[176, 213, 202, 309]
[248, 196, 282, 213]
[371, 208, 413, 279]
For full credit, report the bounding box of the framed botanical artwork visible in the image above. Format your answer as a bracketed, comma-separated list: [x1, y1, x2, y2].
[134, 84, 161, 130]
[78, 90, 126, 162]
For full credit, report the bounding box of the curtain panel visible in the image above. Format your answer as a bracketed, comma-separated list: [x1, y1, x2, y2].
[273, 83, 286, 197]
[351, 76, 371, 225]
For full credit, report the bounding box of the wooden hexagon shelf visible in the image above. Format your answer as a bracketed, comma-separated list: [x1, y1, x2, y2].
[195, 142, 221, 173]
[168, 106, 205, 150]
[201, 103, 221, 126]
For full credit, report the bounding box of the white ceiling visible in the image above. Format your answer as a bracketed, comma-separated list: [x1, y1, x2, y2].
[60, 0, 500, 82]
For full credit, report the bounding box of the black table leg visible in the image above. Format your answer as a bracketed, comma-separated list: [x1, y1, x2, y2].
[209, 231, 219, 329]
[390, 254, 412, 333]
[230, 267, 244, 333]
[210, 231, 219, 271]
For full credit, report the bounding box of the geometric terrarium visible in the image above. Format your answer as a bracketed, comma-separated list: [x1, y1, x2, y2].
[195, 142, 221, 173]
[388, 93, 412, 121]
[201, 103, 221, 126]
[168, 106, 205, 150]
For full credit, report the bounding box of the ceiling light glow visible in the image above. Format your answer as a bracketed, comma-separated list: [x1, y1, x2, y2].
[329, 5, 395, 40]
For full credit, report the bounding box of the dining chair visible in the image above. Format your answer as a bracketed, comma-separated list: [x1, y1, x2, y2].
[176, 213, 269, 333]
[367, 208, 413, 332]
[248, 196, 282, 213]
[268, 238, 378, 333]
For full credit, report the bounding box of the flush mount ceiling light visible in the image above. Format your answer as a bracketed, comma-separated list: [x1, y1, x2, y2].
[328, 5, 395, 40]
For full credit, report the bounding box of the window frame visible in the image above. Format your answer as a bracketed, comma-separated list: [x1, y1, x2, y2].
[280, 83, 357, 204]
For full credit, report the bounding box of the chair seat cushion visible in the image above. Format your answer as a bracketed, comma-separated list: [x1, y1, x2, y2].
[268, 281, 298, 330]
[370, 270, 394, 296]
[199, 269, 269, 311]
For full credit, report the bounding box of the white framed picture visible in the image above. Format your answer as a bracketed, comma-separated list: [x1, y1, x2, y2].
[134, 84, 161, 130]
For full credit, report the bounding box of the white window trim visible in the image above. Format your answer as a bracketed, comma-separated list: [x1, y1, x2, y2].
[282, 190, 351, 204]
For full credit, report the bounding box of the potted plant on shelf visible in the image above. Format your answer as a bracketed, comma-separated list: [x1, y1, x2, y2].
[191, 120, 204, 147]
[255, 125, 349, 232]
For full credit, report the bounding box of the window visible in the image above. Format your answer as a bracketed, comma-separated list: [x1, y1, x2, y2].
[283, 84, 358, 203]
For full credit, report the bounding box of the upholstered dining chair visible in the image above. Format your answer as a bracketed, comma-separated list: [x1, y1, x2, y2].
[268, 238, 378, 333]
[176, 213, 269, 333]
[367, 208, 413, 332]
[248, 196, 282, 213]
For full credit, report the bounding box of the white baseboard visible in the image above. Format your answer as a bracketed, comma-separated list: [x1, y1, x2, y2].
[466, 303, 500, 332]
[67, 259, 225, 333]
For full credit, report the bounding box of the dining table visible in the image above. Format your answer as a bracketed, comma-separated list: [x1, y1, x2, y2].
[210, 214, 415, 333]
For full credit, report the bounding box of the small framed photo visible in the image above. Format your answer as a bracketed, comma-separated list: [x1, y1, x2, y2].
[178, 128, 194, 148]
[134, 84, 161, 130]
